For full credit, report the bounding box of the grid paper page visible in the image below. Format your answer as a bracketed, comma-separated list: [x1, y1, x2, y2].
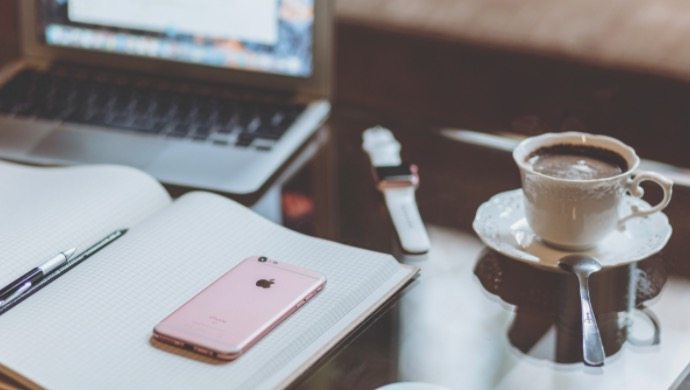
[0, 191, 414, 389]
[0, 161, 172, 288]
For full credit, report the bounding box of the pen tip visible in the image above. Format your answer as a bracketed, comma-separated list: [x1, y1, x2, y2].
[64, 248, 77, 258]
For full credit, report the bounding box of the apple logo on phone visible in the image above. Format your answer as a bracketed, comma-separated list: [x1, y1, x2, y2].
[256, 278, 275, 288]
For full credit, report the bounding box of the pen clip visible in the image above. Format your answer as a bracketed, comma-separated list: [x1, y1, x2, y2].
[0, 282, 32, 307]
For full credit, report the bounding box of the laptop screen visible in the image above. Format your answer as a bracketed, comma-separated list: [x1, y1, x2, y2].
[38, 0, 314, 78]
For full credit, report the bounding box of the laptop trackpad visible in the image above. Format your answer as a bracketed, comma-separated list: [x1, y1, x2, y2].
[29, 126, 167, 168]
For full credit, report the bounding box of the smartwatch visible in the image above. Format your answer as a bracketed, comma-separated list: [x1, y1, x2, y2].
[362, 126, 430, 254]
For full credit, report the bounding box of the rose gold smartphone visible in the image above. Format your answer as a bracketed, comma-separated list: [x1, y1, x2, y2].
[153, 256, 326, 360]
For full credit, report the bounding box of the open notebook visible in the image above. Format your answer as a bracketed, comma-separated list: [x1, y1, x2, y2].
[0, 161, 417, 389]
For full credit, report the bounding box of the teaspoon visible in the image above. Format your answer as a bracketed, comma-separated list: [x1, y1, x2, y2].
[558, 255, 605, 367]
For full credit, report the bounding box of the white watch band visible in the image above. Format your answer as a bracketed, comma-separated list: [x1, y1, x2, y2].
[363, 126, 430, 253]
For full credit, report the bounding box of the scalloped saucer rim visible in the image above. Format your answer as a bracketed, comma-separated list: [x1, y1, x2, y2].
[472, 189, 672, 269]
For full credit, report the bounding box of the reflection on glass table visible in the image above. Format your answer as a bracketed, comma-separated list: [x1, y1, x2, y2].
[475, 249, 664, 364]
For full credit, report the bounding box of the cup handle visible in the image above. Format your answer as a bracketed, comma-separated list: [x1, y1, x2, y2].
[626, 304, 660, 347]
[618, 171, 673, 228]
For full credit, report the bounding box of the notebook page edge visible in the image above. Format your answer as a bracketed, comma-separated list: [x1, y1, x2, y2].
[0, 363, 42, 390]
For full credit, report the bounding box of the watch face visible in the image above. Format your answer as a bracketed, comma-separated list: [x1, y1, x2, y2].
[374, 164, 419, 188]
[375, 165, 414, 180]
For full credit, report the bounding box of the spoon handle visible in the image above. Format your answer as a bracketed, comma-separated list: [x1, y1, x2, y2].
[576, 273, 605, 367]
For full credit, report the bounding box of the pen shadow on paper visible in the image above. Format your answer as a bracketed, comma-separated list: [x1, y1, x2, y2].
[474, 249, 665, 364]
[149, 337, 227, 365]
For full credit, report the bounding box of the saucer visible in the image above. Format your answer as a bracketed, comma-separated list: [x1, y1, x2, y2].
[472, 189, 672, 269]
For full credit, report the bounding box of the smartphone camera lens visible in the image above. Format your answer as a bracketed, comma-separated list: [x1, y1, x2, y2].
[258, 256, 267, 263]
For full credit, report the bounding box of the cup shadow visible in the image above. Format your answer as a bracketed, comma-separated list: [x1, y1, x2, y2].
[474, 248, 666, 364]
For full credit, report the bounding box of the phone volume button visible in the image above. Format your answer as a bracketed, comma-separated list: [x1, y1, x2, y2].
[194, 346, 212, 356]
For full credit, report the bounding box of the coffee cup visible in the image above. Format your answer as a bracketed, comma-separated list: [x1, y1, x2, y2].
[512, 132, 673, 250]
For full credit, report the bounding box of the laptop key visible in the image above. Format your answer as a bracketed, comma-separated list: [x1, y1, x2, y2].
[246, 117, 261, 133]
[168, 123, 191, 137]
[36, 105, 59, 120]
[194, 124, 212, 136]
[218, 121, 238, 134]
[86, 112, 108, 124]
[270, 112, 285, 127]
[121, 117, 151, 132]
[255, 129, 283, 140]
[0, 70, 33, 102]
[236, 132, 255, 147]
[65, 108, 88, 122]
[152, 121, 170, 133]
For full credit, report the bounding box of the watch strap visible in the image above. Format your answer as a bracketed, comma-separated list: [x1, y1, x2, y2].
[362, 126, 402, 166]
[363, 126, 430, 254]
[382, 187, 431, 253]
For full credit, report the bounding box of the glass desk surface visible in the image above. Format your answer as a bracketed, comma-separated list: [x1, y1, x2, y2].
[282, 111, 690, 390]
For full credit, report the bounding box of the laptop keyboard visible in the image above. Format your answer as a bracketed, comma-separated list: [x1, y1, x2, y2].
[0, 68, 305, 149]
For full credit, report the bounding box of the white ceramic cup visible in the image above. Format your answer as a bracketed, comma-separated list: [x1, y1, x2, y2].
[513, 132, 673, 250]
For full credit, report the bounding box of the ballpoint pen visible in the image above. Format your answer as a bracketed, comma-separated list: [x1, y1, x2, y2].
[0, 282, 31, 307]
[0, 229, 128, 316]
[0, 248, 76, 302]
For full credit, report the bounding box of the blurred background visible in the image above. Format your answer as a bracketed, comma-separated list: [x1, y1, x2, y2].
[3, 0, 690, 166]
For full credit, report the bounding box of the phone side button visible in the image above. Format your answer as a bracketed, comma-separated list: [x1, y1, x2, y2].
[296, 300, 306, 308]
[194, 346, 213, 356]
[154, 334, 184, 347]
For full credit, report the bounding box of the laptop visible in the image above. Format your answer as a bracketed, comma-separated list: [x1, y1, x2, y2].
[0, 0, 332, 194]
